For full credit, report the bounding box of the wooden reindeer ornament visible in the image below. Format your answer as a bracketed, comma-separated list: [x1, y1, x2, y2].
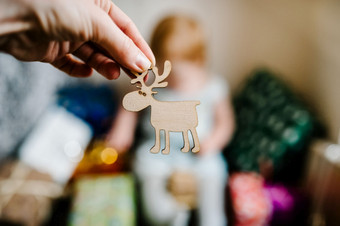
[122, 61, 200, 155]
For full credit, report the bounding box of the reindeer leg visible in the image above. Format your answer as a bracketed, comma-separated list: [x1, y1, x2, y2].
[190, 128, 200, 153]
[162, 130, 170, 155]
[150, 128, 160, 154]
[181, 130, 190, 153]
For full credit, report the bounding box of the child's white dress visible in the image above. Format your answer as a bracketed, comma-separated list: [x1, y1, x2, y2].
[134, 75, 229, 226]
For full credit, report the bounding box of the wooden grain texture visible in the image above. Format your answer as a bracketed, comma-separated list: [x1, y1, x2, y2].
[123, 61, 200, 154]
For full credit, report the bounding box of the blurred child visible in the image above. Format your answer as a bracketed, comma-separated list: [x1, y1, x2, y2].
[107, 15, 235, 226]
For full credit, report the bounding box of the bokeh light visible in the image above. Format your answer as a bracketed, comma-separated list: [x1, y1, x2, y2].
[100, 147, 118, 165]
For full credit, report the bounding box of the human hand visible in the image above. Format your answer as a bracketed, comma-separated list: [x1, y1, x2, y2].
[167, 171, 197, 209]
[0, 0, 155, 79]
[199, 139, 219, 156]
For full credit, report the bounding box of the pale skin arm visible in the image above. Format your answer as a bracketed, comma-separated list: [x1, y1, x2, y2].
[0, 0, 155, 79]
[199, 97, 235, 155]
[106, 107, 138, 153]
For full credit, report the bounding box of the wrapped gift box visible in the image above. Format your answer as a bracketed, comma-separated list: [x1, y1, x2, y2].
[69, 174, 136, 226]
[229, 172, 272, 226]
[0, 160, 63, 226]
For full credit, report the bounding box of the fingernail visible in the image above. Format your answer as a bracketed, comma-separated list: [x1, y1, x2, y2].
[136, 52, 151, 71]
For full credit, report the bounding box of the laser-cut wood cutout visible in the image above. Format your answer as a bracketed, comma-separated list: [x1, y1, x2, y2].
[122, 61, 200, 155]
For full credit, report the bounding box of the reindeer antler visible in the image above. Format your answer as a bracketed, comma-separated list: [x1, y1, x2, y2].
[150, 61, 171, 93]
[131, 70, 148, 89]
[129, 61, 171, 95]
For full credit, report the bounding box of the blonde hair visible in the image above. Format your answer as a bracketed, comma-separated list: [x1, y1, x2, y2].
[150, 15, 206, 64]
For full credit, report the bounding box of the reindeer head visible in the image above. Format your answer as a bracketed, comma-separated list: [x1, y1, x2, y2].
[122, 61, 172, 112]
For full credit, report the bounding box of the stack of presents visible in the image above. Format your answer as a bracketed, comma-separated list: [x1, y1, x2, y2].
[226, 70, 321, 225]
[0, 70, 321, 226]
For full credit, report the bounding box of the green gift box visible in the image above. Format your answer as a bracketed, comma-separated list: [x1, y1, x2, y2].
[69, 174, 136, 226]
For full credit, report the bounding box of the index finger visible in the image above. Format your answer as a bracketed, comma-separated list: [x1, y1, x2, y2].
[107, 2, 156, 66]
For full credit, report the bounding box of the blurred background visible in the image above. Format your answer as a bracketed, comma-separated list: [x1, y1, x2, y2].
[0, 0, 339, 225]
